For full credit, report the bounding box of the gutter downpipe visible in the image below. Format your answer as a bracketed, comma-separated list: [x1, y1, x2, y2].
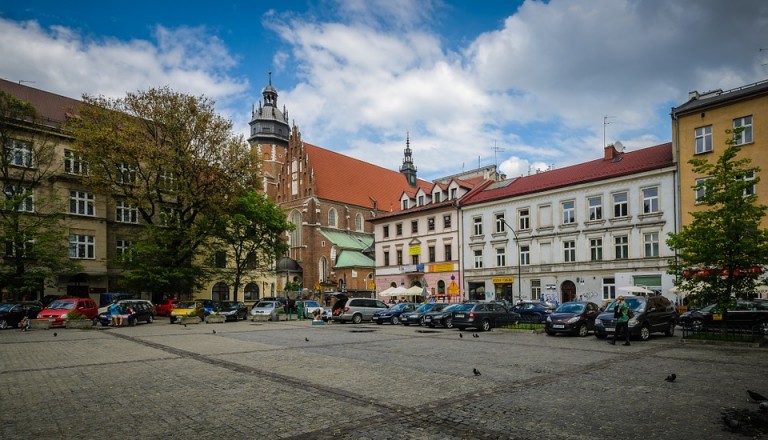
[671, 107, 681, 289]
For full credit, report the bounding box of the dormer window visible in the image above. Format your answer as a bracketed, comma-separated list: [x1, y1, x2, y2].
[402, 199, 409, 210]
[433, 193, 441, 203]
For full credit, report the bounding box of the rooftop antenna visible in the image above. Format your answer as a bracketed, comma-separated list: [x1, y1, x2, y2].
[491, 141, 505, 173]
[603, 116, 615, 148]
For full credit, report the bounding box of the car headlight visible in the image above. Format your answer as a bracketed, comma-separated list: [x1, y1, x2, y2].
[594, 318, 603, 327]
[62, 313, 68, 319]
[546, 316, 552, 322]
[566, 317, 579, 324]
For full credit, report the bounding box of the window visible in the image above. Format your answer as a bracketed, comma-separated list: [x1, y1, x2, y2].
[116, 163, 137, 184]
[562, 201, 575, 224]
[450, 188, 457, 199]
[733, 116, 753, 145]
[473, 249, 483, 268]
[396, 223, 403, 236]
[642, 187, 659, 214]
[411, 220, 418, 234]
[160, 206, 177, 227]
[396, 250, 403, 265]
[244, 283, 259, 301]
[5, 139, 33, 167]
[602, 277, 616, 300]
[69, 191, 94, 216]
[613, 192, 628, 217]
[69, 234, 95, 259]
[741, 170, 756, 197]
[563, 240, 576, 262]
[473, 216, 483, 236]
[328, 208, 337, 227]
[383, 225, 389, 238]
[5, 236, 33, 258]
[588, 196, 602, 220]
[289, 210, 302, 247]
[615, 235, 628, 260]
[444, 244, 452, 261]
[411, 254, 419, 265]
[116, 239, 132, 261]
[402, 199, 409, 210]
[64, 150, 88, 175]
[433, 193, 441, 203]
[246, 252, 258, 269]
[531, 279, 541, 300]
[443, 214, 452, 228]
[695, 125, 712, 154]
[496, 247, 506, 267]
[520, 245, 530, 265]
[355, 214, 363, 232]
[695, 177, 710, 202]
[115, 201, 138, 224]
[519, 208, 530, 230]
[4, 186, 33, 212]
[427, 217, 435, 231]
[495, 213, 506, 233]
[644, 232, 659, 257]
[418, 195, 424, 206]
[383, 251, 390, 266]
[428, 246, 435, 263]
[214, 251, 227, 268]
[159, 170, 177, 192]
[590, 238, 603, 261]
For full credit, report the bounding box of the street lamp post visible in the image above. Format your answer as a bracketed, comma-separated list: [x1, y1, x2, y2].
[501, 219, 522, 303]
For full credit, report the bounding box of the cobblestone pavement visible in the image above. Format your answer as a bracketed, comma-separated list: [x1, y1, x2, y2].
[1, 319, 767, 439]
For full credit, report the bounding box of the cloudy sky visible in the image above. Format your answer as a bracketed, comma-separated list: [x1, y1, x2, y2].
[1, 0, 767, 181]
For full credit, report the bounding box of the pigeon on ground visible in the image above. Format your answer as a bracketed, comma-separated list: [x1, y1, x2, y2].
[459, 333, 463, 338]
[305, 337, 309, 342]
[747, 390, 768, 403]
[760, 401, 768, 412]
[473, 368, 481, 376]
[723, 415, 740, 431]
[212, 329, 216, 334]
[665, 373, 676, 382]
[473, 333, 479, 338]
[183, 324, 187, 328]
[53, 332, 57, 337]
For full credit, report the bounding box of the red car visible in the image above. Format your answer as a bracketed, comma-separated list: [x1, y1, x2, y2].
[155, 298, 181, 316]
[37, 297, 98, 326]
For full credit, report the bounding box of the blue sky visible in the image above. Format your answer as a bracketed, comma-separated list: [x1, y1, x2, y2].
[2, 0, 767, 181]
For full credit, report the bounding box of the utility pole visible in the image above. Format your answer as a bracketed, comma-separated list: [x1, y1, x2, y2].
[500, 218, 522, 303]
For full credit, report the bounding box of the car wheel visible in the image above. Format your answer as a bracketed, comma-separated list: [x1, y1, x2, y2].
[0, 319, 8, 329]
[480, 319, 491, 332]
[444, 317, 453, 329]
[755, 321, 768, 336]
[170, 316, 175, 324]
[691, 319, 704, 332]
[391, 316, 400, 325]
[419, 317, 426, 326]
[578, 323, 588, 337]
[664, 321, 675, 336]
[147, 315, 154, 324]
[352, 314, 362, 324]
[639, 323, 650, 341]
[535, 313, 543, 323]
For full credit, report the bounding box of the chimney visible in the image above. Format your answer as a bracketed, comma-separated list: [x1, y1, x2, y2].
[688, 90, 700, 100]
[604, 144, 618, 161]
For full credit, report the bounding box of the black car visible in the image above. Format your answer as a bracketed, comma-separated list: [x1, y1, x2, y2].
[452, 302, 521, 332]
[423, 303, 465, 328]
[594, 295, 678, 341]
[509, 301, 555, 323]
[0, 302, 43, 329]
[372, 302, 418, 325]
[545, 301, 601, 337]
[94, 300, 155, 326]
[679, 299, 768, 335]
[218, 301, 248, 321]
[401, 302, 449, 326]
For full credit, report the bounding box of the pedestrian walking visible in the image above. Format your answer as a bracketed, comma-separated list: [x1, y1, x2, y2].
[609, 296, 631, 346]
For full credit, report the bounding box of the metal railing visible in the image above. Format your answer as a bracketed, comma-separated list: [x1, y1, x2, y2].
[681, 322, 765, 343]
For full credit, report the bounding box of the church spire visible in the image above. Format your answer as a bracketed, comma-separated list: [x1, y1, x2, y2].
[399, 132, 418, 187]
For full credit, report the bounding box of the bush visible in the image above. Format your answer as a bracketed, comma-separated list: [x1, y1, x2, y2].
[66, 310, 88, 320]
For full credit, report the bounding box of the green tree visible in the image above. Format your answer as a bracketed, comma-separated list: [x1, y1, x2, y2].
[211, 191, 292, 302]
[0, 92, 81, 300]
[667, 128, 768, 313]
[67, 87, 255, 300]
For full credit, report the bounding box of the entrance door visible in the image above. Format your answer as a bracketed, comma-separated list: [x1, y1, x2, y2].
[561, 280, 576, 303]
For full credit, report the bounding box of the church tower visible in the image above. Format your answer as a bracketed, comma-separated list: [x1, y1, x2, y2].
[399, 133, 418, 187]
[248, 72, 291, 198]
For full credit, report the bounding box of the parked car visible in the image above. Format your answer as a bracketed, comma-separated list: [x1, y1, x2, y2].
[40, 294, 63, 307]
[332, 298, 389, 324]
[170, 301, 205, 323]
[372, 302, 418, 325]
[202, 299, 219, 316]
[38, 297, 99, 326]
[250, 300, 282, 321]
[401, 302, 449, 326]
[594, 295, 678, 341]
[299, 300, 324, 319]
[94, 300, 155, 326]
[423, 303, 464, 328]
[452, 302, 521, 332]
[679, 299, 768, 335]
[0, 301, 44, 329]
[545, 301, 601, 337]
[155, 298, 181, 317]
[509, 301, 555, 323]
[218, 301, 248, 321]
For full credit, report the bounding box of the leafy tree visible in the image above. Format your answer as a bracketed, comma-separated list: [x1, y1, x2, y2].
[67, 87, 255, 300]
[211, 191, 292, 302]
[667, 128, 768, 313]
[0, 92, 81, 300]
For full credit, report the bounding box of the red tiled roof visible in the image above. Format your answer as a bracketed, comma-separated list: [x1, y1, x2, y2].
[461, 143, 674, 206]
[303, 143, 431, 210]
[0, 79, 80, 125]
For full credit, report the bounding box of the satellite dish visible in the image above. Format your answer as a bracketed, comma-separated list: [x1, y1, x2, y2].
[613, 141, 624, 152]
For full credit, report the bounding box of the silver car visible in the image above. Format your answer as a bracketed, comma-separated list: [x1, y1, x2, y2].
[250, 301, 281, 321]
[333, 298, 389, 324]
[300, 300, 324, 318]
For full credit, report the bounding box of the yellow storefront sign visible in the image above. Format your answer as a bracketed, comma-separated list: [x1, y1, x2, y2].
[408, 246, 421, 256]
[429, 263, 454, 272]
[492, 277, 515, 284]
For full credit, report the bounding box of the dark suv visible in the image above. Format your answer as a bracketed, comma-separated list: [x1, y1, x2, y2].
[452, 302, 521, 332]
[679, 299, 768, 335]
[594, 295, 678, 341]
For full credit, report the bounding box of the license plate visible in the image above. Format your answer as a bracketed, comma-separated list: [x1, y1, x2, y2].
[553, 324, 564, 329]
[455, 313, 465, 318]
[606, 327, 615, 332]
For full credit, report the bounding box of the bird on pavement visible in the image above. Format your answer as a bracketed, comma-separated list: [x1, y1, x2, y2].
[305, 337, 309, 342]
[53, 332, 57, 337]
[760, 401, 768, 412]
[183, 324, 187, 328]
[212, 329, 216, 334]
[459, 333, 463, 338]
[473, 368, 481, 376]
[723, 415, 740, 431]
[747, 390, 768, 403]
[472, 333, 479, 338]
[665, 373, 676, 382]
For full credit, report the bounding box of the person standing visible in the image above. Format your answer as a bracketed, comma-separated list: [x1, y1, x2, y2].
[609, 296, 631, 346]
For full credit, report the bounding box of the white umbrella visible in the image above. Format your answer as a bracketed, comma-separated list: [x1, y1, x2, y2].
[618, 286, 654, 294]
[379, 286, 408, 297]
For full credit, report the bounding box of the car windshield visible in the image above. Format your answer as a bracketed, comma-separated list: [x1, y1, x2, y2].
[0, 303, 15, 312]
[255, 302, 275, 308]
[556, 303, 585, 313]
[606, 298, 644, 312]
[220, 302, 238, 309]
[389, 303, 410, 311]
[454, 304, 474, 312]
[440, 304, 463, 312]
[416, 303, 435, 313]
[175, 302, 197, 309]
[48, 301, 75, 310]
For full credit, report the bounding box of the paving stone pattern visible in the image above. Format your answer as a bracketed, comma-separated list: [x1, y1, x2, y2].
[1, 320, 767, 439]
